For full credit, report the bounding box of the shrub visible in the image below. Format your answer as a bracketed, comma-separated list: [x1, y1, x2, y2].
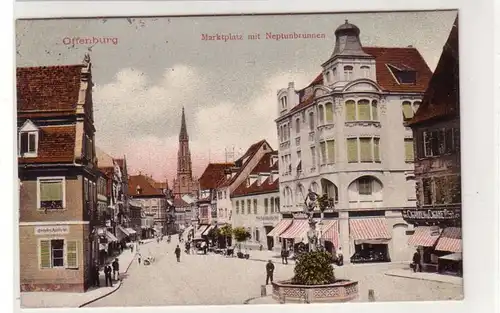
[233, 227, 251, 243]
[292, 250, 336, 285]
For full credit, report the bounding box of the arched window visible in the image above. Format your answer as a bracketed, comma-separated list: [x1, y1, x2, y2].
[321, 178, 339, 203]
[296, 184, 305, 203]
[402, 101, 413, 120]
[332, 67, 337, 79]
[348, 175, 383, 207]
[345, 100, 356, 121]
[344, 65, 353, 80]
[310, 182, 319, 194]
[361, 66, 370, 78]
[318, 105, 325, 125]
[357, 99, 371, 120]
[371, 100, 378, 121]
[324, 102, 334, 123]
[309, 112, 315, 130]
[295, 118, 300, 134]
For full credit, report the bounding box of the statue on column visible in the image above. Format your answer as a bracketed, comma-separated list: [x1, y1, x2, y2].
[304, 189, 320, 251]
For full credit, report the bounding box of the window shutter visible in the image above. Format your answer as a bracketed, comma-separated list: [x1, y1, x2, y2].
[66, 240, 78, 269]
[20, 132, 29, 154]
[357, 100, 371, 120]
[359, 138, 372, 162]
[327, 140, 335, 163]
[405, 139, 414, 162]
[347, 138, 358, 163]
[325, 103, 334, 122]
[345, 101, 356, 121]
[373, 138, 381, 162]
[40, 240, 51, 268]
[402, 102, 413, 120]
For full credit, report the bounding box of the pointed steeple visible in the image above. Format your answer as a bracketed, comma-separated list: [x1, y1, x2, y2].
[179, 107, 188, 141]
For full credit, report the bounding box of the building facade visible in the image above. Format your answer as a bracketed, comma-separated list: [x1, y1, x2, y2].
[405, 17, 461, 272]
[231, 151, 281, 250]
[18, 55, 99, 292]
[273, 20, 434, 263]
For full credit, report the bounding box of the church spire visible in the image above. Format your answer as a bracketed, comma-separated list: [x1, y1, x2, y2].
[179, 107, 188, 140]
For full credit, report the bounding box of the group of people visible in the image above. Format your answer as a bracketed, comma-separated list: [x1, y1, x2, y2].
[91, 258, 120, 288]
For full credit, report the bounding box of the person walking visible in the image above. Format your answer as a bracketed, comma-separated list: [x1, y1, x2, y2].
[412, 249, 422, 272]
[266, 260, 275, 285]
[175, 245, 181, 262]
[138, 253, 142, 265]
[104, 263, 113, 287]
[92, 262, 100, 287]
[112, 258, 120, 280]
[336, 247, 344, 266]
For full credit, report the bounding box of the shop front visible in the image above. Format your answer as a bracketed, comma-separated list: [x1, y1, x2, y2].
[266, 218, 292, 251]
[279, 219, 309, 255]
[319, 219, 339, 255]
[349, 218, 392, 263]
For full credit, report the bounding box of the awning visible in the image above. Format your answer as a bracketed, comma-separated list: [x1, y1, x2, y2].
[202, 225, 215, 236]
[105, 231, 119, 242]
[117, 225, 130, 239]
[126, 228, 137, 235]
[320, 220, 339, 248]
[408, 226, 440, 247]
[439, 252, 462, 261]
[435, 227, 462, 253]
[349, 218, 391, 244]
[195, 225, 209, 238]
[267, 219, 292, 237]
[279, 219, 309, 241]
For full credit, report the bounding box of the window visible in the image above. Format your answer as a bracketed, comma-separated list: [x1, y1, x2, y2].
[38, 178, 65, 210]
[264, 198, 269, 214]
[422, 128, 458, 158]
[361, 66, 370, 78]
[318, 106, 325, 125]
[402, 101, 413, 120]
[324, 103, 334, 123]
[19, 132, 37, 156]
[388, 65, 417, 84]
[422, 178, 433, 205]
[235, 201, 239, 214]
[360, 138, 372, 162]
[241, 200, 245, 215]
[358, 177, 373, 195]
[247, 199, 251, 214]
[280, 96, 288, 109]
[309, 112, 315, 130]
[295, 118, 300, 134]
[270, 197, 274, 213]
[326, 140, 335, 163]
[344, 65, 353, 80]
[345, 100, 356, 121]
[275, 198, 280, 212]
[320, 141, 327, 164]
[332, 67, 337, 79]
[39, 239, 78, 269]
[347, 138, 358, 163]
[405, 139, 414, 162]
[371, 100, 378, 120]
[224, 191, 227, 199]
[310, 146, 316, 167]
[225, 208, 228, 217]
[253, 199, 257, 214]
[357, 100, 370, 120]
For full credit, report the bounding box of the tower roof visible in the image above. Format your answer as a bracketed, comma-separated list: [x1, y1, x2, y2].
[329, 19, 371, 60]
[179, 107, 188, 140]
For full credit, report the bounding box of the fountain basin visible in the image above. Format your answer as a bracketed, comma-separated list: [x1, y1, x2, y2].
[271, 279, 359, 303]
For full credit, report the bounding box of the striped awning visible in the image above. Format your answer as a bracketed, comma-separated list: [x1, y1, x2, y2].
[267, 219, 292, 237]
[280, 219, 309, 240]
[202, 225, 215, 236]
[349, 218, 391, 244]
[195, 225, 209, 238]
[320, 220, 339, 248]
[435, 227, 462, 253]
[408, 226, 440, 247]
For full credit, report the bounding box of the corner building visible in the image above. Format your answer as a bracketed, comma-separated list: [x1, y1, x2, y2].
[274, 20, 433, 263]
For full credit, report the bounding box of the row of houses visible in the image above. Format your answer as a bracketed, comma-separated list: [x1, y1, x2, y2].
[193, 17, 461, 269]
[17, 55, 172, 292]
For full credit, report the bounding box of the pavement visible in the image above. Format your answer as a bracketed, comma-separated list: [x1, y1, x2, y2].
[20, 239, 156, 308]
[385, 268, 463, 286]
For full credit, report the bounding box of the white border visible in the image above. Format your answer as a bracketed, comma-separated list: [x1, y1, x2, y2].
[4, 1, 499, 313]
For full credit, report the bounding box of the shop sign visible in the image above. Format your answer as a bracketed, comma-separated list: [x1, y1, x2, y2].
[402, 209, 460, 221]
[34, 225, 69, 236]
[292, 212, 308, 219]
[256, 215, 280, 221]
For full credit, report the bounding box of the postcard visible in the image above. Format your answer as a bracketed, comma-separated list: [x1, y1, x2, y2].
[15, 10, 462, 308]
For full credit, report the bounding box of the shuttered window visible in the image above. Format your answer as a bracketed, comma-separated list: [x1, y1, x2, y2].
[310, 147, 316, 166]
[422, 178, 433, 205]
[357, 100, 371, 120]
[40, 240, 51, 268]
[347, 138, 358, 163]
[320, 142, 327, 164]
[345, 100, 356, 121]
[247, 200, 251, 214]
[66, 240, 78, 269]
[318, 106, 325, 125]
[374, 138, 381, 162]
[235, 201, 239, 214]
[371, 100, 378, 120]
[402, 101, 413, 120]
[325, 103, 334, 122]
[404, 139, 414, 162]
[241, 200, 245, 215]
[253, 199, 257, 214]
[264, 198, 269, 214]
[326, 140, 335, 163]
[359, 138, 372, 162]
[270, 198, 274, 213]
[40, 179, 64, 209]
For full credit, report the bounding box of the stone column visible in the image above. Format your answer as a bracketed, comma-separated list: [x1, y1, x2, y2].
[338, 210, 350, 263]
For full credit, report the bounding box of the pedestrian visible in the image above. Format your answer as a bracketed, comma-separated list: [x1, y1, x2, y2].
[92, 262, 100, 287]
[266, 260, 275, 285]
[130, 244, 134, 253]
[112, 258, 120, 280]
[138, 253, 142, 264]
[336, 247, 344, 266]
[104, 263, 113, 287]
[175, 245, 181, 262]
[412, 249, 422, 272]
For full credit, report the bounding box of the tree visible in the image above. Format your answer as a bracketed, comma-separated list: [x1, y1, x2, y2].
[232, 227, 251, 252]
[216, 224, 233, 247]
[292, 250, 336, 285]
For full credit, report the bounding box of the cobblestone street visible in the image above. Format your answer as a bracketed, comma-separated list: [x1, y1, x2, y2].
[87, 240, 463, 307]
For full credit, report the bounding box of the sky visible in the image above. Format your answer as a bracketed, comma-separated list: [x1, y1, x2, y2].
[16, 10, 457, 183]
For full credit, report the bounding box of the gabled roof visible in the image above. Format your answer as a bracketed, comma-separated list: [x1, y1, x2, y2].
[17, 65, 85, 113]
[232, 151, 279, 197]
[18, 125, 76, 164]
[250, 151, 278, 174]
[128, 174, 164, 197]
[96, 147, 115, 168]
[408, 16, 459, 126]
[199, 163, 234, 190]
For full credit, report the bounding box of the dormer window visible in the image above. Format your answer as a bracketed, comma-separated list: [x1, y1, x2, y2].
[344, 65, 353, 80]
[361, 66, 370, 78]
[136, 185, 142, 195]
[388, 64, 417, 85]
[280, 96, 288, 109]
[332, 67, 337, 79]
[18, 119, 39, 157]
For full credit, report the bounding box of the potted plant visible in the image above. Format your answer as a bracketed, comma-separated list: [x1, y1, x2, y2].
[232, 227, 251, 259]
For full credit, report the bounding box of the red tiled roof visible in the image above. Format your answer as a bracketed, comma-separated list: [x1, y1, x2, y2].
[18, 125, 76, 164]
[250, 151, 278, 174]
[128, 174, 164, 197]
[173, 196, 189, 207]
[17, 65, 85, 112]
[408, 17, 459, 126]
[232, 152, 279, 197]
[362, 46, 432, 93]
[199, 163, 234, 190]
